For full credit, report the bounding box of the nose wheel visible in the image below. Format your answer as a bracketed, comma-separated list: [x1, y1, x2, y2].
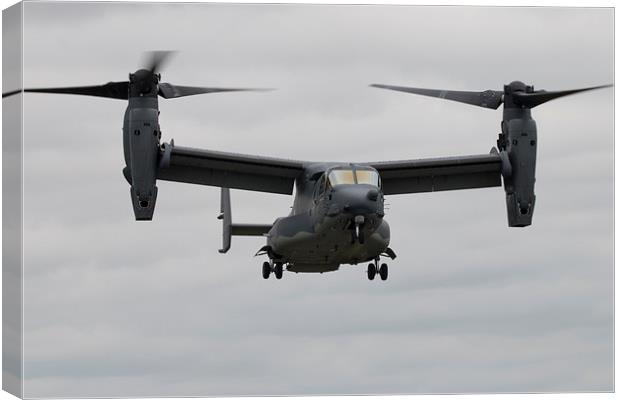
[262, 261, 284, 280]
[367, 260, 388, 281]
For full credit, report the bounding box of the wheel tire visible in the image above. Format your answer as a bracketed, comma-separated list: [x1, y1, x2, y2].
[262, 261, 271, 279]
[274, 263, 283, 280]
[367, 263, 376, 280]
[379, 263, 388, 281]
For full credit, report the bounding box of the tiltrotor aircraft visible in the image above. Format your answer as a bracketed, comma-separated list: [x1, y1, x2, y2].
[3, 52, 611, 281]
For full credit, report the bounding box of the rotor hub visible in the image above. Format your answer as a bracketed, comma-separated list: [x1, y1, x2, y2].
[505, 81, 534, 94]
[129, 69, 159, 96]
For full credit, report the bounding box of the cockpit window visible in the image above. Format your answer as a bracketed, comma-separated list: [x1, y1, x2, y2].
[328, 170, 356, 186]
[327, 169, 380, 187]
[356, 170, 380, 187]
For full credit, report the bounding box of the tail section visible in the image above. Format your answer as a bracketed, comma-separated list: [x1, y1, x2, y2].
[218, 188, 272, 253]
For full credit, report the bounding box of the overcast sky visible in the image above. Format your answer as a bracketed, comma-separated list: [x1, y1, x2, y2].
[8, 2, 614, 397]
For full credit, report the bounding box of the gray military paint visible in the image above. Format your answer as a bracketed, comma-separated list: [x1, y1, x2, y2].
[4, 70, 610, 278]
[126, 76, 610, 276]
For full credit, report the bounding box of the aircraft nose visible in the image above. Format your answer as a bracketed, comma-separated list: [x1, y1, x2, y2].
[334, 185, 381, 216]
[367, 188, 379, 201]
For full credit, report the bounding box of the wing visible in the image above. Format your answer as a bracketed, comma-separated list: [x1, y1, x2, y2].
[157, 145, 305, 195]
[365, 151, 503, 195]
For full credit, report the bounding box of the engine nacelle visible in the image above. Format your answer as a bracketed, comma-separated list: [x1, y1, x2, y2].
[500, 82, 538, 227]
[124, 102, 161, 220]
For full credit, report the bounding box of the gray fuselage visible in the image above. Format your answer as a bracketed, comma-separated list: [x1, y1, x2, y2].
[266, 163, 390, 273]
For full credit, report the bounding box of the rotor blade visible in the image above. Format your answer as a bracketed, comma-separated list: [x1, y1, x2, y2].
[370, 84, 504, 110]
[2, 81, 129, 99]
[158, 83, 271, 99]
[144, 51, 176, 73]
[513, 84, 613, 108]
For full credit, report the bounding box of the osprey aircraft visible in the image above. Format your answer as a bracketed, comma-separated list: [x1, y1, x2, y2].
[3, 52, 611, 281]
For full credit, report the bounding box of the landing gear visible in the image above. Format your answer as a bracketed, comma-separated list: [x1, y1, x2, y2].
[367, 259, 388, 281]
[367, 263, 376, 280]
[262, 260, 284, 280]
[262, 261, 271, 279]
[274, 262, 283, 280]
[351, 215, 365, 244]
[379, 263, 388, 281]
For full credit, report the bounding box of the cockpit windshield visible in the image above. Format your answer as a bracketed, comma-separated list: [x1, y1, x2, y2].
[355, 170, 380, 186]
[327, 170, 356, 186]
[327, 168, 380, 187]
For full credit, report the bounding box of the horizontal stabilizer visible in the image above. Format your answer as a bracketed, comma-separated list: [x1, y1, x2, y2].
[231, 224, 272, 236]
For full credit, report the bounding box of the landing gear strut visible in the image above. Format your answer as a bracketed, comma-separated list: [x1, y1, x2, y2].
[367, 259, 388, 281]
[262, 260, 284, 280]
[351, 215, 365, 244]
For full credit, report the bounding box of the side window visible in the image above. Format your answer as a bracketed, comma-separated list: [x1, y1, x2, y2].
[315, 174, 326, 202]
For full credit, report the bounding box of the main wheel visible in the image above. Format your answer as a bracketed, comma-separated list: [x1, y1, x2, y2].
[367, 263, 376, 280]
[262, 261, 271, 279]
[274, 262, 283, 280]
[379, 263, 388, 281]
